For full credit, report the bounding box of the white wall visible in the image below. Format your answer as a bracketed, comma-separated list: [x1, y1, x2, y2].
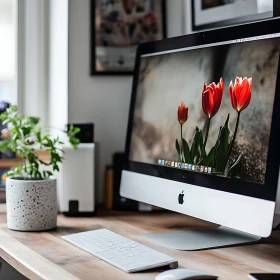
[17, 0, 49, 124]
[48, 0, 68, 129]
[67, 0, 184, 204]
[68, 0, 131, 204]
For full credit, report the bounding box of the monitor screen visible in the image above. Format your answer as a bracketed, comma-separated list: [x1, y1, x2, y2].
[129, 34, 280, 186]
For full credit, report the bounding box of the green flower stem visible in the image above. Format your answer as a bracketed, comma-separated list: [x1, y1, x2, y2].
[180, 124, 184, 162]
[228, 111, 241, 161]
[203, 117, 211, 150]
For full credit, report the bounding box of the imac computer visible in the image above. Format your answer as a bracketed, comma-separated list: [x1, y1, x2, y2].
[120, 18, 280, 250]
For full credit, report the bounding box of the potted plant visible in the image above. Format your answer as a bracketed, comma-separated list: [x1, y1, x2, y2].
[0, 106, 80, 231]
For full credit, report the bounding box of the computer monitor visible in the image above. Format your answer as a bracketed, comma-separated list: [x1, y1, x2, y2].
[120, 18, 280, 250]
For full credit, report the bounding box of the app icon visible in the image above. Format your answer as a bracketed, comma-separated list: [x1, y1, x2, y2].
[165, 160, 168, 166]
[185, 163, 188, 169]
[158, 159, 162, 164]
[200, 166, 204, 172]
[178, 163, 181, 168]
[188, 164, 192, 170]
[208, 167, 212, 174]
[168, 161, 171, 166]
[175, 162, 178, 167]
[204, 167, 208, 173]
[192, 165, 195, 171]
[181, 164, 185, 169]
[171, 161, 175, 167]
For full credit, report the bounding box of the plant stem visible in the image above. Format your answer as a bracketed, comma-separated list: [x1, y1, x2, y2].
[24, 158, 27, 179]
[180, 124, 184, 162]
[228, 111, 241, 162]
[203, 117, 211, 150]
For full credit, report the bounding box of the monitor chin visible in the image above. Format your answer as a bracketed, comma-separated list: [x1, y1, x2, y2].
[120, 170, 275, 244]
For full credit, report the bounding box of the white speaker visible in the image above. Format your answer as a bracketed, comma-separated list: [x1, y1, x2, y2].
[57, 143, 95, 216]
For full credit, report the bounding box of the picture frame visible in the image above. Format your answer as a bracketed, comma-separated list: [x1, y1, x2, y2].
[192, 0, 274, 31]
[91, 0, 167, 76]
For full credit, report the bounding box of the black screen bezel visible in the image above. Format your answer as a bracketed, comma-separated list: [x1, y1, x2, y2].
[124, 18, 280, 202]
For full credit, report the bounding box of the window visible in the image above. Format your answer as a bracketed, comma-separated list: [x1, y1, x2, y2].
[0, 0, 15, 105]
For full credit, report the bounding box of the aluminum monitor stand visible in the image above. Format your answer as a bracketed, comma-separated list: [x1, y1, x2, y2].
[142, 226, 262, 250]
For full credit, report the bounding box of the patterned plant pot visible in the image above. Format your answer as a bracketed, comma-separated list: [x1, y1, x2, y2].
[6, 178, 57, 231]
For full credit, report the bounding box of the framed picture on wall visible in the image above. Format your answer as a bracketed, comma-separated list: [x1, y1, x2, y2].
[192, 0, 274, 31]
[91, 0, 166, 75]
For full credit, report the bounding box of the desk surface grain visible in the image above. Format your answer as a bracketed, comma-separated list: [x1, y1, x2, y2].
[0, 211, 280, 280]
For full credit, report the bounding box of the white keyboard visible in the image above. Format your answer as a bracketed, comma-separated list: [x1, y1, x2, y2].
[62, 229, 178, 272]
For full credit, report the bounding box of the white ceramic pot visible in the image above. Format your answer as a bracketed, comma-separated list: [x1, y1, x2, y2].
[6, 178, 57, 231]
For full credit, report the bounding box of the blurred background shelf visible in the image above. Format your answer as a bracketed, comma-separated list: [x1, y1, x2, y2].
[0, 158, 23, 168]
[0, 151, 50, 168]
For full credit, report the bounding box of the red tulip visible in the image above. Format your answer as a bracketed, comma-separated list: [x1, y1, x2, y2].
[202, 78, 224, 118]
[177, 102, 188, 125]
[229, 77, 252, 112]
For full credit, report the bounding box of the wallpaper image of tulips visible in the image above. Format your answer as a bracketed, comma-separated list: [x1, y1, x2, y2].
[130, 38, 280, 184]
[176, 77, 252, 178]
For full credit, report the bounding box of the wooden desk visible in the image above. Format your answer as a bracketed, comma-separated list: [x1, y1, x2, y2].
[0, 211, 280, 280]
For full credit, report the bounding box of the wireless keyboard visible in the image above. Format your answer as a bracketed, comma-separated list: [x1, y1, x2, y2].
[62, 228, 178, 272]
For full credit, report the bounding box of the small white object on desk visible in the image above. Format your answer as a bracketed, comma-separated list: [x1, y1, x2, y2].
[57, 143, 95, 214]
[155, 268, 218, 280]
[62, 228, 177, 272]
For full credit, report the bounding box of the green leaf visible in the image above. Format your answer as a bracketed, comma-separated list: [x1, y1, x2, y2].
[190, 127, 200, 163]
[36, 132, 41, 142]
[27, 116, 40, 125]
[175, 139, 181, 160]
[0, 111, 8, 121]
[5, 164, 23, 178]
[189, 128, 207, 165]
[74, 127, 81, 134]
[39, 159, 50, 166]
[22, 126, 32, 136]
[0, 140, 11, 151]
[53, 164, 59, 172]
[214, 114, 230, 173]
[203, 129, 221, 167]
[67, 125, 80, 148]
[198, 131, 206, 160]
[182, 138, 192, 164]
[35, 170, 42, 179]
[228, 153, 242, 178]
[204, 145, 216, 167]
[10, 105, 18, 112]
[69, 137, 80, 147]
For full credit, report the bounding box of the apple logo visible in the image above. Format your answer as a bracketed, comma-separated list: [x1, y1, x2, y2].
[178, 191, 184, 205]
